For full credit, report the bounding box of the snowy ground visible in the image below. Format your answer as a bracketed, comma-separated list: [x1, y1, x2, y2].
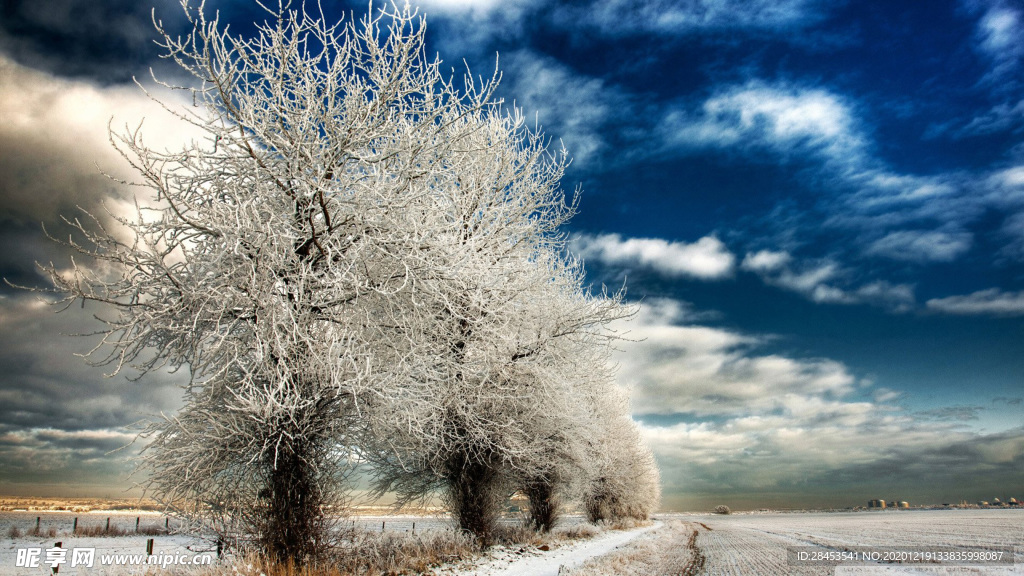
[2, 509, 1021, 574]
[432, 521, 659, 576]
[0, 511, 212, 575]
[682, 509, 1023, 576]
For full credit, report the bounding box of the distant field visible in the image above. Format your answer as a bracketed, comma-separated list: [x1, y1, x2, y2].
[676, 509, 1023, 575]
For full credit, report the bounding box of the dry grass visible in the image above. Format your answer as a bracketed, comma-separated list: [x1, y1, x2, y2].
[553, 522, 601, 541]
[184, 519, 608, 576]
[8, 525, 22, 538]
[72, 524, 128, 537]
[588, 516, 652, 531]
[491, 522, 540, 546]
[333, 528, 480, 574]
[24, 526, 58, 538]
[189, 529, 479, 576]
[137, 525, 170, 536]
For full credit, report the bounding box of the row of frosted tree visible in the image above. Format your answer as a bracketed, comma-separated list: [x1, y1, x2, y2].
[38, 1, 660, 565]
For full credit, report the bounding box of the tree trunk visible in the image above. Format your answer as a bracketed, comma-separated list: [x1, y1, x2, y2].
[586, 478, 610, 523]
[445, 450, 503, 547]
[261, 434, 323, 566]
[525, 478, 559, 532]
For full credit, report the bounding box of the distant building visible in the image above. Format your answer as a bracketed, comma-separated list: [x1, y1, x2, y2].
[898, 501, 909, 509]
[868, 499, 887, 509]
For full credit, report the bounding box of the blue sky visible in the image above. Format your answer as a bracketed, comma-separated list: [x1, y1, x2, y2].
[0, 0, 1021, 509]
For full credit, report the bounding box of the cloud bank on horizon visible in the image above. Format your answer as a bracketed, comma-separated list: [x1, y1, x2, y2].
[0, 0, 1021, 508]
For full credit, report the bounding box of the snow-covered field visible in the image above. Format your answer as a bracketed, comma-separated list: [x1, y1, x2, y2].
[0, 511, 209, 575]
[2, 509, 1021, 574]
[683, 509, 1023, 575]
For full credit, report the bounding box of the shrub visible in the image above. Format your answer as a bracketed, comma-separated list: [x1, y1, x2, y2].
[26, 526, 57, 538]
[556, 523, 601, 540]
[202, 529, 480, 576]
[713, 505, 731, 515]
[73, 524, 127, 537]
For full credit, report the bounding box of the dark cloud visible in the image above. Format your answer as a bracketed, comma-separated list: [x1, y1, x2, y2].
[814, 427, 1024, 500]
[0, 294, 186, 487]
[0, 0, 182, 83]
[0, 23, 197, 494]
[0, 54, 204, 296]
[993, 396, 1023, 406]
[655, 424, 1024, 510]
[917, 405, 986, 422]
[0, 295, 186, 431]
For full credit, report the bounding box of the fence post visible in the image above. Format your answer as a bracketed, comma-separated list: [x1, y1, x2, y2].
[382, 521, 385, 532]
[105, 518, 110, 533]
[146, 538, 154, 556]
[72, 518, 77, 534]
[216, 538, 223, 558]
[52, 542, 61, 575]
[36, 517, 40, 532]
[165, 518, 169, 531]
[136, 517, 140, 533]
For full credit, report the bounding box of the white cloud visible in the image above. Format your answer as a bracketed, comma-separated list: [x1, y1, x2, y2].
[554, 0, 831, 37]
[572, 233, 735, 280]
[865, 230, 973, 263]
[872, 387, 904, 403]
[771, 261, 845, 300]
[977, 5, 1024, 60]
[740, 250, 916, 310]
[986, 165, 1024, 206]
[849, 171, 961, 208]
[402, 0, 539, 62]
[978, 7, 1021, 53]
[854, 281, 916, 310]
[926, 288, 1024, 316]
[997, 211, 1024, 259]
[639, 416, 999, 494]
[501, 51, 625, 166]
[740, 250, 791, 273]
[663, 82, 866, 165]
[957, 99, 1024, 137]
[971, 2, 1024, 88]
[413, 0, 504, 11]
[618, 298, 859, 417]
[656, 78, 1024, 266]
[994, 165, 1024, 187]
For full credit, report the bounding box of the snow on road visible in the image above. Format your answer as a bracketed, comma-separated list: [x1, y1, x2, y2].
[434, 522, 660, 576]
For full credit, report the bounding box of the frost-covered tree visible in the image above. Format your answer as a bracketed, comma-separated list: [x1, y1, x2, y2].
[584, 388, 661, 523]
[30, 0, 525, 564]
[516, 310, 625, 533]
[361, 142, 634, 542]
